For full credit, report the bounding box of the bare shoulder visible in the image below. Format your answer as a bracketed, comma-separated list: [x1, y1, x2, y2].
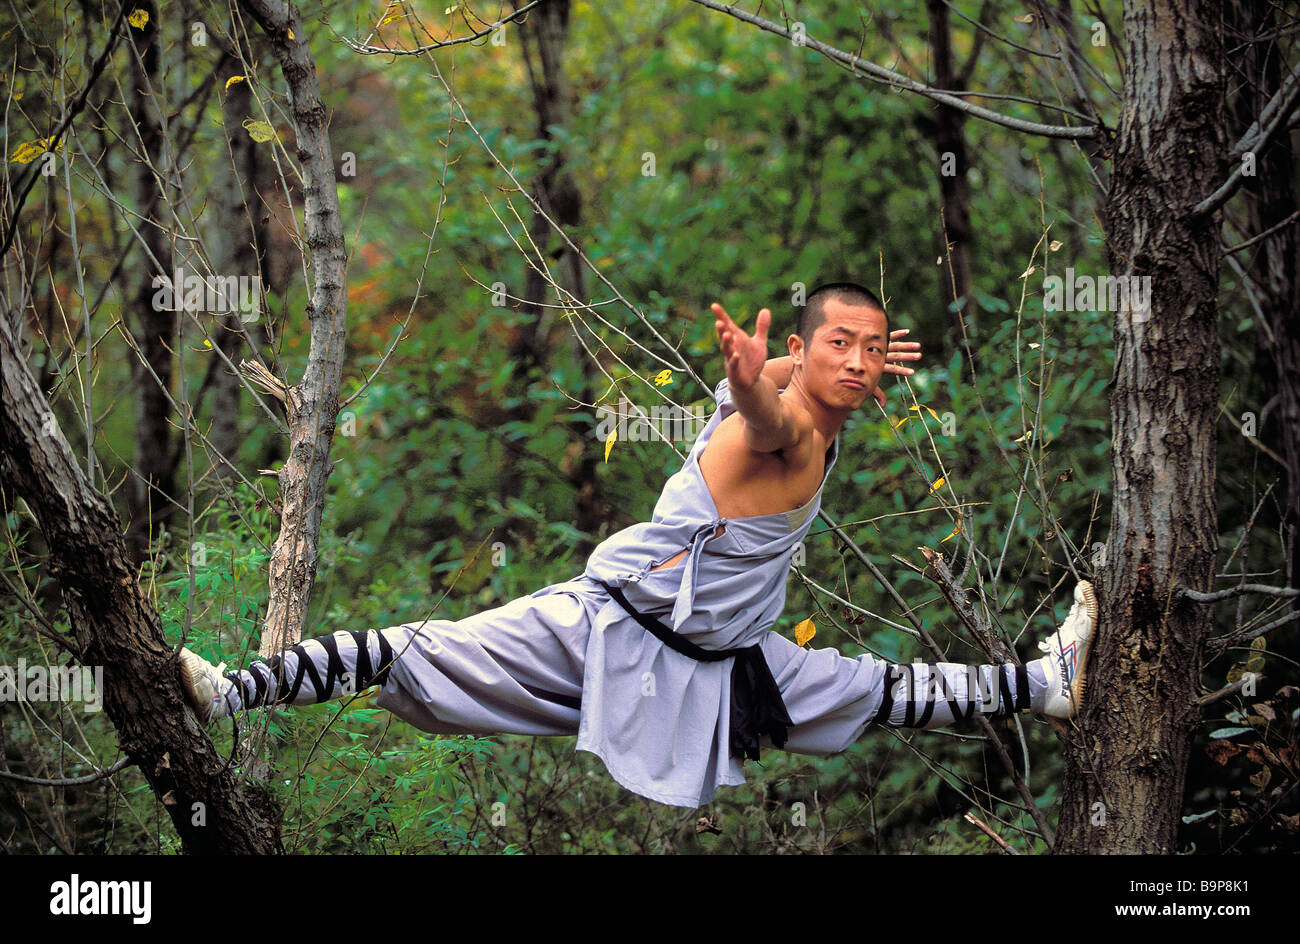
[699, 394, 825, 518]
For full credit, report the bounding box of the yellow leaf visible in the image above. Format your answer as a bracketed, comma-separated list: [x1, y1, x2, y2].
[1028, 342, 1040, 350]
[1020, 265, 1036, 278]
[128, 8, 149, 29]
[202, 338, 212, 348]
[287, 28, 294, 39]
[445, 3, 459, 13]
[924, 405, 940, 422]
[928, 476, 945, 495]
[242, 118, 277, 143]
[604, 428, 616, 462]
[224, 75, 246, 90]
[9, 139, 48, 164]
[379, 2, 406, 25]
[940, 520, 965, 543]
[1049, 240, 1063, 252]
[1013, 428, 1033, 444]
[1014, 13, 1035, 23]
[652, 369, 673, 387]
[794, 618, 815, 647]
[892, 415, 909, 429]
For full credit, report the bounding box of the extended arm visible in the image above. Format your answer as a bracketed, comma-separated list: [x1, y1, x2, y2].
[760, 356, 795, 389]
[713, 303, 805, 453]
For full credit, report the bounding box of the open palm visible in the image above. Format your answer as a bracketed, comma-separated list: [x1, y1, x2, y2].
[712, 302, 770, 391]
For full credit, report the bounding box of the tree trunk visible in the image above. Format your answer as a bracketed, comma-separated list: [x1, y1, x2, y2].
[926, 0, 977, 346]
[505, 0, 601, 553]
[1055, 0, 1225, 853]
[126, 0, 178, 558]
[209, 27, 273, 482]
[1, 311, 280, 854]
[238, 0, 350, 658]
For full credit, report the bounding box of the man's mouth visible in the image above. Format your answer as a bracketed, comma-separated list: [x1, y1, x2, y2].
[839, 379, 866, 390]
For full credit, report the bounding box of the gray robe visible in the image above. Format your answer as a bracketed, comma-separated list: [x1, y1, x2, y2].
[374, 378, 890, 807]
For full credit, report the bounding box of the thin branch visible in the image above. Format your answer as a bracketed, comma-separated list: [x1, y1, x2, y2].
[687, 0, 1098, 140]
[1180, 584, 1298, 603]
[1208, 609, 1300, 653]
[1198, 674, 1266, 709]
[1223, 209, 1300, 254]
[0, 755, 133, 786]
[964, 810, 1019, 853]
[344, 0, 544, 55]
[1193, 58, 1300, 216]
[946, 0, 1055, 60]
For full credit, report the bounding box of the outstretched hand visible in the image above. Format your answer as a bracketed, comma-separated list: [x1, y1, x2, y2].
[712, 302, 769, 392]
[871, 329, 923, 409]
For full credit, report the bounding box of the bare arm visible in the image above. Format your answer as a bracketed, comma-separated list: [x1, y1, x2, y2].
[713, 303, 804, 453]
[760, 355, 795, 389]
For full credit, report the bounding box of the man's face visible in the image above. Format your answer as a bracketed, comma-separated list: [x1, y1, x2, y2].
[790, 298, 888, 410]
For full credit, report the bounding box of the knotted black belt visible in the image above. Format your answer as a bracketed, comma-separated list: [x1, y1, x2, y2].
[597, 579, 793, 762]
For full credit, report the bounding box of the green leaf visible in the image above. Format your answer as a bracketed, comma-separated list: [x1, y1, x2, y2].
[1208, 726, 1252, 739]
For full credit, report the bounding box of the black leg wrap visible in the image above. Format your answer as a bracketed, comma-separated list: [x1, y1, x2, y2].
[900, 663, 917, 727]
[944, 667, 975, 723]
[318, 634, 343, 695]
[914, 666, 938, 728]
[996, 666, 1015, 717]
[348, 630, 374, 689]
[373, 632, 395, 688]
[870, 664, 899, 726]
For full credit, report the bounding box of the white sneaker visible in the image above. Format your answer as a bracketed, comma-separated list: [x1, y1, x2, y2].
[1037, 581, 1099, 721]
[178, 647, 234, 724]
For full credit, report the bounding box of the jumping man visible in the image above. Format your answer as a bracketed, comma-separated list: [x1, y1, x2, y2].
[179, 282, 1098, 808]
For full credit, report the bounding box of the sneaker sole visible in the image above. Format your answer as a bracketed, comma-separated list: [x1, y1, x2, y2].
[179, 653, 212, 723]
[1050, 579, 1098, 734]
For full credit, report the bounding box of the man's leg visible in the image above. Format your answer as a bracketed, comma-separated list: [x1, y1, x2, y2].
[179, 588, 593, 736]
[760, 581, 1098, 754]
[179, 629, 399, 722]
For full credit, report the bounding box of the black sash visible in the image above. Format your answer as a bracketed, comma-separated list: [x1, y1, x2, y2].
[597, 579, 793, 762]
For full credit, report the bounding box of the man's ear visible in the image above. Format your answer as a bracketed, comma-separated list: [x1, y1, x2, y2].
[787, 333, 804, 366]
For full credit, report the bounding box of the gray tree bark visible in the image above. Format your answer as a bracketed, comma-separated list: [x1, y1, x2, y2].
[1055, 0, 1226, 853]
[237, 0, 349, 658]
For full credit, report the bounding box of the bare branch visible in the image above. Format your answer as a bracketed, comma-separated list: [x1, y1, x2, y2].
[964, 810, 1020, 854]
[344, 0, 544, 56]
[0, 756, 132, 786]
[1198, 674, 1266, 709]
[1223, 209, 1300, 254]
[1208, 609, 1300, 653]
[1180, 584, 1299, 603]
[687, 0, 1099, 140]
[1192, 57, 1300, 216]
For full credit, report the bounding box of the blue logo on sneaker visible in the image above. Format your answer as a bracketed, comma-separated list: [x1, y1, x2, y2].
[1057, 641, 1076, 691]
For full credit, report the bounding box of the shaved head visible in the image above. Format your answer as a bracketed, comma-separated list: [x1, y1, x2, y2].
[796, 282, 888, 343]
